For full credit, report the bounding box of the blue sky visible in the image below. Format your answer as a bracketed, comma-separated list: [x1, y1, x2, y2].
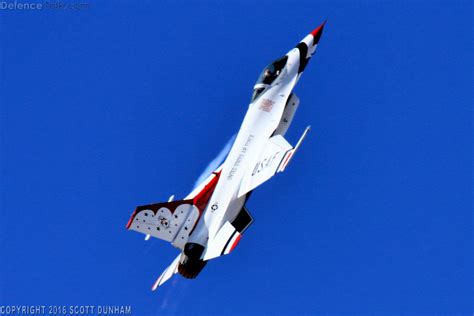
[0, 0, 471, 315]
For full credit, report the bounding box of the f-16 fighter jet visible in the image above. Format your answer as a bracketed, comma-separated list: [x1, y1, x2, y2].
[126, 22, 326, 290]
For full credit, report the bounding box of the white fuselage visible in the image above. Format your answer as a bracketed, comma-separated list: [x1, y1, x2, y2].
[188, 49, 302, 246]
[128, 22, 326, 290]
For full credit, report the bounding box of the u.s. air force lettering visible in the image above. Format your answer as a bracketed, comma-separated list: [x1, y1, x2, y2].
[252, 151, 280, 176]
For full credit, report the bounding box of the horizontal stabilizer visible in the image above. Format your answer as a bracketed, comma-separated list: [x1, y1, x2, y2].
[203, 205, 253, 261]
[151, 254, 181, 291]
[231, 206, 253, 234]
[203, 221, 241, 261]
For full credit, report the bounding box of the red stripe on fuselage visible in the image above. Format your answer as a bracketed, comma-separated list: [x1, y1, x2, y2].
[188, 171, 221, 235]
[193, 171, 221, 213]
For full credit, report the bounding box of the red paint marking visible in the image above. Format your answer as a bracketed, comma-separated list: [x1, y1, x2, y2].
[259, 99, 274, 112]
[281, 151, 293, 171]
[193, 171, 220, 212]
[126, 171, 221, 231]
[286, 152, 294, 167]
[229, 234, 242, 252]
[125, 214, 135, 229]
[186, 171, 221, 235]
[310, 21, 326, 37]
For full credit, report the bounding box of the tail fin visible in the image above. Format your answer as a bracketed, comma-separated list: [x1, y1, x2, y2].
[151, 254, 181, 291]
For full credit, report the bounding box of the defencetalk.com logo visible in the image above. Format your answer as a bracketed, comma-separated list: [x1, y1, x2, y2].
[0, 1, 90, 10]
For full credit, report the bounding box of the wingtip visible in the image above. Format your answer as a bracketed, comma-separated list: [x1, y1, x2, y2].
[125, 215, 134, 229]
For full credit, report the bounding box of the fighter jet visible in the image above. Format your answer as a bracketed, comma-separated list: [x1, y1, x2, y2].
[126, 22, 326, 290]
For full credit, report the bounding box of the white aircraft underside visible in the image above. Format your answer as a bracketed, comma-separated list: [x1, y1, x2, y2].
[126, 21, 326, 290]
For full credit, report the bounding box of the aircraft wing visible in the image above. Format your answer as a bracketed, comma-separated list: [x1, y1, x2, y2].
[238, 126, 310, 197]
[126, 199, 201, 250]
[126, 167, 222, 249]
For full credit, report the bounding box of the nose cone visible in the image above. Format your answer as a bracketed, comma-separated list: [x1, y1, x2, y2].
[295, 20, 326, 73]
[310, 20, 326, 45]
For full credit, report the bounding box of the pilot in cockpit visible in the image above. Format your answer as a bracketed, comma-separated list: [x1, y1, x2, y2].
[262, 69, 281, 84]
[263, 69, 272, 80]
[251, 56, 288, 101]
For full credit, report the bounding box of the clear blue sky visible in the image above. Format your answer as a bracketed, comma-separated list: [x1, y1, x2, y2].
[0, 1, 472, 315]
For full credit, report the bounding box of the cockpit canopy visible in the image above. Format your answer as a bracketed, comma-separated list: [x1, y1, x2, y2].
[251, 55, 288, 101]
[256, 55, 288, 85]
